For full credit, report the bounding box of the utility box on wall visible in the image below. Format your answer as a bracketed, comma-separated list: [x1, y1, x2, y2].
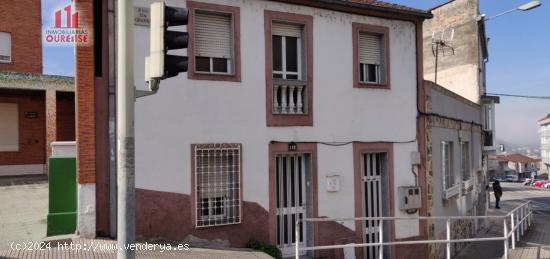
[47, 156, 77, 236]
[398, 186, 421, 210]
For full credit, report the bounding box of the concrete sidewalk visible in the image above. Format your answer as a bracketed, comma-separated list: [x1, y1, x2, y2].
[0, 238, 273, 259]
[455, 201, 550, 259]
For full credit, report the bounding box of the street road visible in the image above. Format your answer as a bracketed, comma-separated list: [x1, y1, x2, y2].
[497, 182, 550, 216]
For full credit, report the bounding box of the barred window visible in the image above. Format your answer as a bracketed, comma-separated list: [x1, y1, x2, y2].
[195, 144, 241, 227]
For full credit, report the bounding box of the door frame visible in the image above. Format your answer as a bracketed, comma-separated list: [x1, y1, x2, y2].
[353, 142, 395, 258]
[269, 142, 318, 255]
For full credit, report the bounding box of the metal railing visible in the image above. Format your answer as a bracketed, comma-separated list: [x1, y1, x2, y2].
[294, 201, 533, 259]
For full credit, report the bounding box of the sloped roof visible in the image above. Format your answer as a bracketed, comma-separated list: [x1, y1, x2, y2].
[348, 0, 431, 15]
[488, 154, 538, 164]
[271, 0, 433, 19]
[538, 113, 550, 122]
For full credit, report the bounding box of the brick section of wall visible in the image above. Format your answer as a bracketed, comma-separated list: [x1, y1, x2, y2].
[0, 90, 45, 166]
[0, 0, 42, 74]
[56, 92, 76, 141]
[75, 0, 96, 184]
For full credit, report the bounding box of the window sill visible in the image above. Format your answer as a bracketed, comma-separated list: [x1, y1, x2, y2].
[195, 221, 241, 228]
[355, 82, 390, 89]
[444, 184, 460, 200]
[188, 71, 241, 82]
[462, 177, 475, 194]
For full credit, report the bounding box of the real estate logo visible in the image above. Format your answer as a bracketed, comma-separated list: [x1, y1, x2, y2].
[44, 0, 89, 45]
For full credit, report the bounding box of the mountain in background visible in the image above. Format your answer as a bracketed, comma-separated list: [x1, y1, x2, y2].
[497, 139, 540, 157]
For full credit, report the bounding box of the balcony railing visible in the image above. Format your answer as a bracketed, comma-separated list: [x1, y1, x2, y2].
[272, 79, 307, 115]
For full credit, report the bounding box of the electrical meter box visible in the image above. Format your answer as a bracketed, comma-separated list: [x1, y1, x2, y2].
[398, 186, 421, 210]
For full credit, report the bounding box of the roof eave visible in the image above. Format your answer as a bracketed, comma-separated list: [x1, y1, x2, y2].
[269, 0, 433, 21]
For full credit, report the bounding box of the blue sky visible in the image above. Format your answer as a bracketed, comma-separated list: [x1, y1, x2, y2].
[41, 0, 550, 149]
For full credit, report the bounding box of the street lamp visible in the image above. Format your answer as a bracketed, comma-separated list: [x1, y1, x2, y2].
[477, 0, 541, 21]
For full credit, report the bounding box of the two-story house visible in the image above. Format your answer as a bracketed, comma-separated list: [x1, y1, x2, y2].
[0, 0, 74, 176]
[73, 0, 433, 258]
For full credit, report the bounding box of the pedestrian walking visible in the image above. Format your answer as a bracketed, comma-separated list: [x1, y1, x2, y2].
[493, 180, 503, 209]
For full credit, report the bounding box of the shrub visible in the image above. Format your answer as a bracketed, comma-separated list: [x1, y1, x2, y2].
[246, 239, 282, 259]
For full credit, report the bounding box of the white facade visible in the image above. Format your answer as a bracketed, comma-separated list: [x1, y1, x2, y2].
[130, 0, 424, 252]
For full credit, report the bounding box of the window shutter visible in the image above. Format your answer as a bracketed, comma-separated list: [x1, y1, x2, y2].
[272, 22, 302, 37]
[359, 32, 382, 65]
[0, 103, 19, 151]
[0, 32, 11, 62]
[194, 11, 232, 59]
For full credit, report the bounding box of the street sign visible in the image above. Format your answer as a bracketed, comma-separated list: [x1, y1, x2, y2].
[134, 7, 150, 26]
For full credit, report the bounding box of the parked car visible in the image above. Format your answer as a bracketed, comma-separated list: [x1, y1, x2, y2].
[533, 180, 543, 187]
[523, 178, 533, 185]
[544, 182, 550, 189]
[504, 175, 518, 182]
[533, 180, 550, 187]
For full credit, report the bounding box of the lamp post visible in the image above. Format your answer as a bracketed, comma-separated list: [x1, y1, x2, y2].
[477, 0, 541, 22]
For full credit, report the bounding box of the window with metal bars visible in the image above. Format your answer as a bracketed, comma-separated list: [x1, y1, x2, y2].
[358, 31, 385, 84]
[194, 10, 234, 74]
[194, 144, 241, 227]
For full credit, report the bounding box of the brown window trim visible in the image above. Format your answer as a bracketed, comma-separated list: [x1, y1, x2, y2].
[190, 143, 243, 228]
[264, 11, 313, 127]
[268, 142, 318, 248]
[352, 23, 390, 89]
[187, 1, 241, 82]
[353, 142, 396, 254]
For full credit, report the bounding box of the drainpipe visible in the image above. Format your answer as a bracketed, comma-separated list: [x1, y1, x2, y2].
[116, 0, 135, 258]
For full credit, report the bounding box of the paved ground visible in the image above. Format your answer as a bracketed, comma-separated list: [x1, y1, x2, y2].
[0, 176, 271, 258]
[0, 238, 272, 259]
[456, 182, 550, 259]
[0, 176, 48, 250]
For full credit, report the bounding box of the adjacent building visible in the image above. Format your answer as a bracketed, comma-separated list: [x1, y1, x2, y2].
[422, 0, 498, 257]
[74, 0, 434, 258]
[539, 114, 550, 176]
[0, 0, 75, 176]
[488, 154, 538, 180]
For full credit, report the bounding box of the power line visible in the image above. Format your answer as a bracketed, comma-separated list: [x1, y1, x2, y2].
[486, 93, 550, 99]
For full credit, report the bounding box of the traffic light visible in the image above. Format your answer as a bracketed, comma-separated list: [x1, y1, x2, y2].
[147, 2, 188, 83]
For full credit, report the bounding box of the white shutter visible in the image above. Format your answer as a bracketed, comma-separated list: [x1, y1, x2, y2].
[359, 32, 382, 65]
[194, 11, 232, 59]
[272, 22, 302, 37]
[0, 32, 11, 63]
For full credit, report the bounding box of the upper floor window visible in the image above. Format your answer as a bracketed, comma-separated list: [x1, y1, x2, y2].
[265, 11, 313, 127]
[272, 22, 304, 80]
[0, 32, 12, 63]
[194, 11, 233, 74]
[353, 23, 389, 88]
[187, 1, 240, 81]
[483, 104, 493, 131]
[359, 32, 384, 84]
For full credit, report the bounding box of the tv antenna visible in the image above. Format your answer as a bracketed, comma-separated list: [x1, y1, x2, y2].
[431, 28, 455, 84]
